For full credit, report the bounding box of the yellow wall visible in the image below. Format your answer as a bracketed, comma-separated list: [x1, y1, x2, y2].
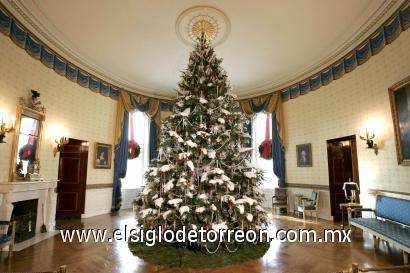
[283, 30, 410, 218]
[0, 34, 117, 217]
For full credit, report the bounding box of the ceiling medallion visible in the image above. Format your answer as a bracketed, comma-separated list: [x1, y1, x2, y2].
[176, 6, 230, 46]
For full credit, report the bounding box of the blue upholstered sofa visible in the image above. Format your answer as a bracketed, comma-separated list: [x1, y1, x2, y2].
[351, 194, 410, 264]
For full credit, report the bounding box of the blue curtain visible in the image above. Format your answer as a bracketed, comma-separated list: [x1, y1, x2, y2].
[111, 111, 129, 212]
[149, 118, 158, 160]
[272, 112, 286, 188]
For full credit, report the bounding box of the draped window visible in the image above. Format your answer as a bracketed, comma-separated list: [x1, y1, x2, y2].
[121, 111, 150, 189]
[251, 113, 278, 189]
[112, 91, 172, 212]
[239, 93, 286, 188]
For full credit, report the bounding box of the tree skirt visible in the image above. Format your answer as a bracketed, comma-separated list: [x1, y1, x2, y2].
[128, 242, 270, 268]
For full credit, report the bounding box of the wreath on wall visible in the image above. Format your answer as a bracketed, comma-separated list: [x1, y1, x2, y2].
[18, 142, 36, 161]
[258, 113, 273, 160]
[258, 140, 272, 159]
[128, 140, 141, 160]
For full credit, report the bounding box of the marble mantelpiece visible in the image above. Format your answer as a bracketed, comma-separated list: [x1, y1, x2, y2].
[0, 180, 58, 234]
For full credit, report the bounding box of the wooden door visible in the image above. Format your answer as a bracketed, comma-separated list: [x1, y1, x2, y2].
[326, 135, 359, 222]
[56, 138, 88, 217]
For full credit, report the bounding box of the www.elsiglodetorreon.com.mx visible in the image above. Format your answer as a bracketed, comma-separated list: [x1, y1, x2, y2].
[60, 225, 351, 246]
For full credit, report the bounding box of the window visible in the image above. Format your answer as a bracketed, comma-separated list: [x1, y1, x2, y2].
[121, 111, 150, 189]
[251, 113, 278, 189]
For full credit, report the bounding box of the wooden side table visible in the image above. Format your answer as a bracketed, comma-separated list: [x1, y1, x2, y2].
[339, 203, 362, 228]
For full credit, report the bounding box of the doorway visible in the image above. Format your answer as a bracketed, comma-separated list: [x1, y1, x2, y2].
[56, 138, 88, 219]
[326, 135, 360, 222]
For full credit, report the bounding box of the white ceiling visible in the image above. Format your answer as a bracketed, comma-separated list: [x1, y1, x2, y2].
[6, 0, 401, 99]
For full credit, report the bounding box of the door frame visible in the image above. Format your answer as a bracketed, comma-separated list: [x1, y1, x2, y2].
[326, 135, 360, 220]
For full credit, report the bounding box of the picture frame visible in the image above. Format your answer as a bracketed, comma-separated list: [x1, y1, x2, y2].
[296, 143, 312, 167]
[389, 75, 410, 166]
[94, 143, 112, 169]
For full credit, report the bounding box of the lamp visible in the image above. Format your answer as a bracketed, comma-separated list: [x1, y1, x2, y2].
[343, 182, 359, 204]
[0, 111, 15, 143]
[359, 128, 378, 155]
[53, 136, 69, 157]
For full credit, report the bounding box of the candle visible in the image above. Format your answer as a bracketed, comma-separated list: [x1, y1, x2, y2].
[11, 115, 15, 129]
[3, 113, 8, 126]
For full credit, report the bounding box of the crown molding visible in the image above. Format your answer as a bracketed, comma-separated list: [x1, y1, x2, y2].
[234, 0, 405, 99]
[1, 0, 405, 100]
[2, 0, 176, 100]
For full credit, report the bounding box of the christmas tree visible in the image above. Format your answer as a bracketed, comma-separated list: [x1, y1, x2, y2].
[135, 35, 267, 250]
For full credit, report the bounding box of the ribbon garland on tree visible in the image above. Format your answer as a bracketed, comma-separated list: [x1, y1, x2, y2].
[128, 113, 141, 159]
[258, 113, 272, 159]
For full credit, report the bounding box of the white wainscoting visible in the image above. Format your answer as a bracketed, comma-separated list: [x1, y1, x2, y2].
[82, 188, 113, 218]
[261, 188, 275, 208]
[121, 188, 143, 210]
[117, 187, 331, 220]
[285, 187, 332, 220]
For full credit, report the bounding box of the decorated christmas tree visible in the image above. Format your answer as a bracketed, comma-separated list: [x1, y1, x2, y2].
[135, 35, 267, 249]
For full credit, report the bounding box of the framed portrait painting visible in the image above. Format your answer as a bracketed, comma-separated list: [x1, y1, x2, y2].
[94, 143, 112, 169]
[296, 143, 312, 167]
[389, 75, 410, 165]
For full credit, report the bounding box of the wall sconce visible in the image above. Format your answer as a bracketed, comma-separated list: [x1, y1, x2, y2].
[53, 136, 69, 157]
[359, 128, 378, 155]
[0, 111, 15, 143]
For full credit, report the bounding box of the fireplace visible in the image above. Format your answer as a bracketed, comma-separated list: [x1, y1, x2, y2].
[11, 199, 38, 243]
[0, 180, 58, 247]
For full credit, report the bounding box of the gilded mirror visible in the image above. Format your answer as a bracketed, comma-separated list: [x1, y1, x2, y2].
[9, 105, 45, 181]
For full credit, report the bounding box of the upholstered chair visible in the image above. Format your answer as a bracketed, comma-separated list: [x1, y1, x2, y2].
[272, 188, 289, 215]
[0, 221, 16, 258]
[297, 191, 320, 222]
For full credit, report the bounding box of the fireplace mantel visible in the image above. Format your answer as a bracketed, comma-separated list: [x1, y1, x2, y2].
[0, 180, 58, 193]
[0, 179, 58, 235]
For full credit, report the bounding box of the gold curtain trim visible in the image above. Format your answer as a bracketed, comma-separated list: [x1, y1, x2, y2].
[239, 93, 285, 148]
[239, 101, 256, 118]
[119, 91, 134, 113]
[145, 99, 160, 118]
[114, 99, 125, 146]
[119, 90, 161, 118]
[116, 91, 163, 145]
